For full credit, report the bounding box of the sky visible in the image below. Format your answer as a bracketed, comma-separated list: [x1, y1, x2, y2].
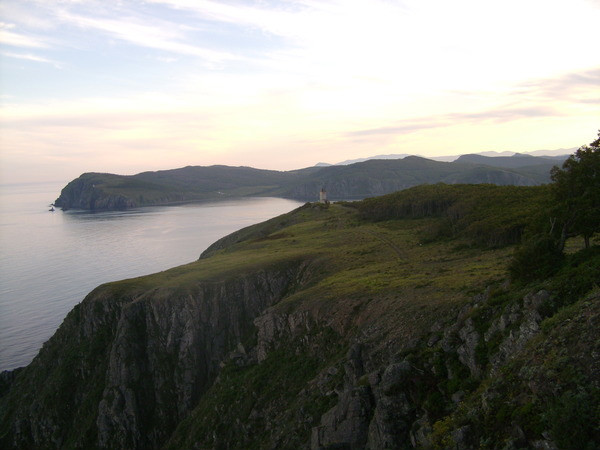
[0, 0, 599, 184]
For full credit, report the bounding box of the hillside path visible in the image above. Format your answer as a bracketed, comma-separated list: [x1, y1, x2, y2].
[360, 229, 405, 259]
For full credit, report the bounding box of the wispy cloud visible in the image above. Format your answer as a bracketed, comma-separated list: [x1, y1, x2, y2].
[145, 0, 307, 38]
[347, 106, 561, 138]
[347, 120, 441, 137]
[347, 65, 600, 139]
[1, 0, 599, 183]
[2, 51, 61, 67]
[514, 67, 600, 104]
[454, 106, 560, 122]
[55, 10, 236, 62]
[0, 25, 48, 48]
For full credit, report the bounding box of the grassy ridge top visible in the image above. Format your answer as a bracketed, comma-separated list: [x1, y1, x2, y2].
[106, 184, 550, 345]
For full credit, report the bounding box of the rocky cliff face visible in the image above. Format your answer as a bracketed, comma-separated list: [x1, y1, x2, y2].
[0, 261, 314, 449]
[1, 199, 597, 449]
[2, 272, 598, 450]
[165, 281, 599, 450]
[307, 288, 556, 450]
[54, 174, 138, 210]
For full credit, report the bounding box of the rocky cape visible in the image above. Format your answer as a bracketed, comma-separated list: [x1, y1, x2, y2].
[2, 185, 598, 449]
[53, 154, 567, 210]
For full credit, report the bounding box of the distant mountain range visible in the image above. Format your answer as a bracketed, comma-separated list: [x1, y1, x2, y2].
[54, 152, 572, 211]
[316, 148, 576, 166]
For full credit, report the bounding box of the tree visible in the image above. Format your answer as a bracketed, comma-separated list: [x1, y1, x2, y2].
[550, 130, 600, 250]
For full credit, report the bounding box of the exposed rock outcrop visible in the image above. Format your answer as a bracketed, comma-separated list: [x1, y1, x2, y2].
[54, 175, 138, 210]
[0, 263, 312, 449]
[3, 266, 592, 450]
[305, 286, 578, 450]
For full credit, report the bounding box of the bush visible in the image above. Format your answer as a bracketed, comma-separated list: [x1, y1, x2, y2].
[544, 388, 600, 449]
[550, 246, 600, 306]
[509, 235, 564, 282]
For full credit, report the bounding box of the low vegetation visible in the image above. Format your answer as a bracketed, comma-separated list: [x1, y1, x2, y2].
[2, 132, 598, 449]
[352, 183, 552, 247]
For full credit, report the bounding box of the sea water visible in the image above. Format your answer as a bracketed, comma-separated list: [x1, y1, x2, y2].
[0, 181, 303, 371]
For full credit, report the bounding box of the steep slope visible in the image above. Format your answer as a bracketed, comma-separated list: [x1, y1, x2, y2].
[0, 247, 318, 449]
[2, 184, 598, 449]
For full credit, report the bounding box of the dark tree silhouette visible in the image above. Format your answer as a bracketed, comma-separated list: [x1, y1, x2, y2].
[550, 130, 600, 250]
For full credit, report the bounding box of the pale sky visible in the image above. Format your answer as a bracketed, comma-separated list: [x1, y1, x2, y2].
[1, 0, 599, 184]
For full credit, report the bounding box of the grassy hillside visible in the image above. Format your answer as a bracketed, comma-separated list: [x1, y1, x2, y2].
[169, 185, 598, 449]
[354, 183, 552, 246]
[4, 183, 598, 449]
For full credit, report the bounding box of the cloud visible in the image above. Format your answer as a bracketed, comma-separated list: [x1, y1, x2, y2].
[514, 67, 600, 104]
[55, 10, 237, 62]
[1, 0, 599, 183]
[145, 0, 307, 38]
[347, 120, 442, 137]
[454, 106, 560, 122]
[347, 106, 561, 138]
[0, 26, 47, 48]
[2, 51, 61, 67]
[142, 0, 418, 77]
[2, 110, 209, 132]
[346, 65, 600, 139]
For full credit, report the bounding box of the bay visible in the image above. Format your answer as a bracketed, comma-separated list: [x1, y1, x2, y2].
[0, 181, 303, 371]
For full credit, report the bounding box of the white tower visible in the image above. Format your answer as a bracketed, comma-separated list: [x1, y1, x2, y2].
[319, 188, 327, 203]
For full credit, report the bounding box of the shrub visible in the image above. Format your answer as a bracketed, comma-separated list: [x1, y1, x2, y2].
[550, 246, 600, 306]
[509, 235, 564, 282]
[544, 388, 600, 449]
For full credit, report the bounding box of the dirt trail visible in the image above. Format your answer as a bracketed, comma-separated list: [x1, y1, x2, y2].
[361, 229, 404, 259]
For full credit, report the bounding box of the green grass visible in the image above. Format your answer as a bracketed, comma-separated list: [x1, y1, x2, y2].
[102, 200, 516, 360]
[355, 183, 552, 246]
[8, 182, 599, 450]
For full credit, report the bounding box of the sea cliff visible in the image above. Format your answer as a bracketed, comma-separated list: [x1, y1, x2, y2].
[2, 185, 598, 449]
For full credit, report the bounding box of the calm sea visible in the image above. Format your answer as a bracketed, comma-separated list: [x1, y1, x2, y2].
[0, 181, 303, 371]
